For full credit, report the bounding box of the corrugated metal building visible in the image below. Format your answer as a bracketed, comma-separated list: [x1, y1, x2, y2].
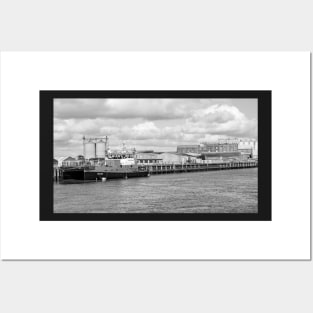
[159, 152, 189, 164]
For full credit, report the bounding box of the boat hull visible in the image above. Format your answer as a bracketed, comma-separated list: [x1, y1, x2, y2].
[61, 168, 149, 183]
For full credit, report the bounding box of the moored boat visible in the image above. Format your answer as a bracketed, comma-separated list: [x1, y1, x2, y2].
[61, 157, 149, 183]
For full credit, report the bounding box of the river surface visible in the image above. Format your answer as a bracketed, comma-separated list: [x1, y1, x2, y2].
[54, 168, 258, 213]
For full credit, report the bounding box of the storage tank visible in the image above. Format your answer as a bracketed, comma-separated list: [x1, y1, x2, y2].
[96, 140, 106, 158]
[85, 141, 96, 159]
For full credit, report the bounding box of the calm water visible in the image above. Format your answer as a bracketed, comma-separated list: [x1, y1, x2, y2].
[54, 168, 258, 213]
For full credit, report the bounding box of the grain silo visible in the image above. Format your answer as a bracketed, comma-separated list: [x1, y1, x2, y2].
[96, 140, 106, 158]
[85, 140, 96, 159]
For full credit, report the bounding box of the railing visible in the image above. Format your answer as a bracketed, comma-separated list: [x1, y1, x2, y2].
[145, 161, 257, 175]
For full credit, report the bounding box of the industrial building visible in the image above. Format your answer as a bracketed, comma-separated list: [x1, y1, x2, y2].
[177, 138, 258, 160]
[219, 137, 258, 157]
[135, 153, 163, 164]
[200, 151, 249, 162]
[159, 152, 192, 164]
[136, 152, 199, 165]
[176, 145, 200, 154]
[200, 142, 238, 153]
[178, 142, 240, 154]
[238, 139, 258, 158]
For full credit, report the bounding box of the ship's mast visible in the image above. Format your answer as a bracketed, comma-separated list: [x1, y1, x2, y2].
[82, 135, 86, 158]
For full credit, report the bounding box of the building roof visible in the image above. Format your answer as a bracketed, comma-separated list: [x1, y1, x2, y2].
[55, 156, 75, 162]
[201, 152, 241, 157]
[136, 153, 163, 160]
[180, 152, 201, 157]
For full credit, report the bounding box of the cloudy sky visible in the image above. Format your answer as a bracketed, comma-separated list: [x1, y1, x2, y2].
[54, 98, 257, 157]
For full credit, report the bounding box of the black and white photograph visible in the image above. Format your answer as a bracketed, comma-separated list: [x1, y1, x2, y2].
[1, 3, 312, 313]
[5, 51, 310, 262]
[52, 94, 263, 216]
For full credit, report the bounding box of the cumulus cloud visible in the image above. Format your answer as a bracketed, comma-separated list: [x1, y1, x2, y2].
[54, 98, 210, 120]
[54, 99, 105, 119]
[53, 99, 257, 156]
[118, 122, 185, 141]
[185, 104, 257, 139]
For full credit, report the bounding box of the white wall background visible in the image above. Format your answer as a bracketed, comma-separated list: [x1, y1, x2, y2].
[0, 1, 312, 313]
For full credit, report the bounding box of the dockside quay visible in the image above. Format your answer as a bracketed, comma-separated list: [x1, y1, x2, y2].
[54, 136, 258, 183]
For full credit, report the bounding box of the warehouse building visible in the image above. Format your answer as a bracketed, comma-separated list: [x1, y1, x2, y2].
[56, 156, 85, 167]
[159, 152, 190, 164]
[136, 152, 200, 165]
[176, 145, 200, 154]
[201, 151, 248, 162]
[238, 139, 258, 158]
[135, 153, 163, 165]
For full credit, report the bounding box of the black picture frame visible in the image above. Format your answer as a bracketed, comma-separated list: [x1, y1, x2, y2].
[40, 90, 271, 221]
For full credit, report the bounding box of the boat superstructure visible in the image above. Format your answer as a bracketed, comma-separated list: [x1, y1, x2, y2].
[61, 141, 150, 183]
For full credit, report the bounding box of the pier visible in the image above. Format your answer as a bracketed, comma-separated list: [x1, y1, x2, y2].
[146, 161, 257, 175]
[54, 160, 257, 182]
[54, 168, 63, 182]
[54, 135, 259, 182]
